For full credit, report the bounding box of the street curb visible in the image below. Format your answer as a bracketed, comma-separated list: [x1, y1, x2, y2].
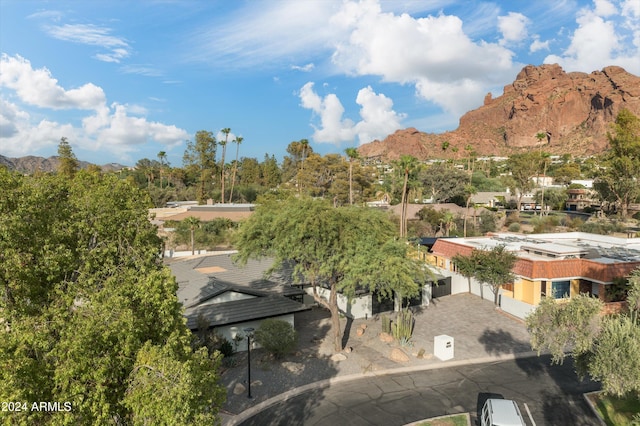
[224, 351, 541, 426]
[583, 391, 607, 426]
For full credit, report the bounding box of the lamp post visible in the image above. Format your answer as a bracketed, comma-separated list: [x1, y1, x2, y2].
[244, 327, 255, 399]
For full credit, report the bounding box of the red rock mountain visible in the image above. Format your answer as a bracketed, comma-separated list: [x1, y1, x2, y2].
[358, 64, 640, 161]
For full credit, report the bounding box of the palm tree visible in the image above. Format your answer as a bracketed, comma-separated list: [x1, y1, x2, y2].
[229, 136, 243, 203]
[157, 151, 167, 189]
[463, 184, 477, 237]
[344, 147, 359, 205]
[219, 128, 231, 203]
[184, 216, 200, 255]
[299, 139, 309, 194]
[441, 211, 455, 237]
[397, 155, 418, 238]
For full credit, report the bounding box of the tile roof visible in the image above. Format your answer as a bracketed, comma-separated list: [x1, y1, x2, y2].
[185, 295, 309, 330]
[169, 253, 304, 308]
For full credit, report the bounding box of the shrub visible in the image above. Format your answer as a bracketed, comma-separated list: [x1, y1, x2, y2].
[508, 222, 521, 232]
[255, 319, 297, 359]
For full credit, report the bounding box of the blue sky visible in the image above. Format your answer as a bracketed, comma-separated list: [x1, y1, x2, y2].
[1, 0, 639, 167]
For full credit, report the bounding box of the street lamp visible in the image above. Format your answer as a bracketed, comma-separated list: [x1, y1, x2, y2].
[244, 327, 255, 399]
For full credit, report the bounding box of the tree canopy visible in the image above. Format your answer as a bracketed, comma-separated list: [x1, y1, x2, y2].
[233, 197, 429, 351]
[0, 168, 225, 424]
[595, 109, 640, 218]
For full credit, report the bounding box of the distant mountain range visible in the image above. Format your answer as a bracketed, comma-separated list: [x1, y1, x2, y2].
[358, 64, 640, 161]
[0, 154, 127, 174]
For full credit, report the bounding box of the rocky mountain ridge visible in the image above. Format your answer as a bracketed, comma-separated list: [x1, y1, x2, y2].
[0, 154, 126, 174]
[358, 64, 640, 161]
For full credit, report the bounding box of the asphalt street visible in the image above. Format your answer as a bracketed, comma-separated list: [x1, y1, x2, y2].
[236, 355, 600, 426]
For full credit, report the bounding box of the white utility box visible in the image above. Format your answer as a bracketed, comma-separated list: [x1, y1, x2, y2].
[434, 334, 454, 361]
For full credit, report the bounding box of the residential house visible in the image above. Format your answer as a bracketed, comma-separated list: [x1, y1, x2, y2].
[168, 253, 309, 351]
[430, 232, 640, 319]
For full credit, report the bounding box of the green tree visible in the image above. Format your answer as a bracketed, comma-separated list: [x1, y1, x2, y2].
[587, 314, 640, 397]
[526, 294, 603, 364]
[526, 287, 640, 397]
[233, 197, 428, 352]
[595, 109, 640, 218]
[452, 251, 480, 294]
[419, 163, 467, 204]
[0, 169, 225, 424]
[261, 154, 281, 188]
[505, 152, 540, 211]
[57, 136, 79, 177]
[472, 245, 517, 304]
[183, 130, 217, 204]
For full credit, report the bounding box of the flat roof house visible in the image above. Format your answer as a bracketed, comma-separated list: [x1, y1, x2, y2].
[430, 232, 640, 319]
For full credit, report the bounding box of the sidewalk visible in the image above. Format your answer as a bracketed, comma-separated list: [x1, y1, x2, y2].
[219, 293, 533, 424]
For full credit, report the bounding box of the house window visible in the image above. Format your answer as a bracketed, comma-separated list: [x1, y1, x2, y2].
[551, 280, 571, 299]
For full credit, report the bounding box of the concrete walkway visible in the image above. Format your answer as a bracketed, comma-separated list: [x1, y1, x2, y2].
[220, 294, 534, 424]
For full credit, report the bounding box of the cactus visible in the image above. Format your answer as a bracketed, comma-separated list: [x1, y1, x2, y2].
[381, 314, 392, 334]
[392, 308, 414, 341]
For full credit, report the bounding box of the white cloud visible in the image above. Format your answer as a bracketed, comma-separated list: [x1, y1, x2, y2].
[497, 12, 530, 45]
[291, 63, 315, 72]
[0, 54, 106, 110]
[45, 23, 131, 63]
[187, 1, 343, 69]
[329, 1, 519, 116]
[299, 82, 404, 145]
[544, 2, 640, 74]
[530, 37, 551, 53]
[594, 0, 618, 17]
[0, 54, 189, 160]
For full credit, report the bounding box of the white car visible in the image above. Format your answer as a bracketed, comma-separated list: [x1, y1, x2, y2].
[480, 398, 526, 426]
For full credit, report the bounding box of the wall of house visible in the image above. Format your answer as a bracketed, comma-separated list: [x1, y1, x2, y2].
[500, 292, 536, 320]
[221, 314, 295, 352]
[200, 291, 256, 306]
[308, 287, 373, 319]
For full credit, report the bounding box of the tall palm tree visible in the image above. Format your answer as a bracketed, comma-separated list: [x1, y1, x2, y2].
[157, 151, 167, 189]
[344, 147, 359, 205]
[463, 184, 477, 237]
[397, 155, 417, 238]
[229, 136, 243, 203]
[219, 128, 231, 203]
[299, 139, 309, 194]
[184, 216, 201, 255]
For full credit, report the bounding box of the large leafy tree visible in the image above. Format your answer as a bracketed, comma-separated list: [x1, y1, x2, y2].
[460, 246, 517, 305]
[418, 163, 467, 204]
[526, 275, 640, 398]
[234, 197, 428, 352]
[0, 169, 225, 424]
[183, 130, 217, 204]
[505, 152, 540, 211]
[594, 109, 640, 218]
